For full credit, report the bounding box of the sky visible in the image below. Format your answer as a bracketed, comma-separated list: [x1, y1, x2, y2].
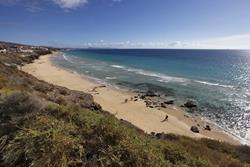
[0, 0, 250, 49]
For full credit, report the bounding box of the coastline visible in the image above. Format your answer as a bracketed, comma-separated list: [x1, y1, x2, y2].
[22, 52, 241, 145]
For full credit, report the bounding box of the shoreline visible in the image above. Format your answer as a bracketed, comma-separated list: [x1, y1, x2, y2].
[22, 52, 242, 145]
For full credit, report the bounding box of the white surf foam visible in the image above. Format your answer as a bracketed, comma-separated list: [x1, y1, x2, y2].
[111, 64, 187, 83]
[62, 53, 75, 64]
[110, 65, 126, 69]
[105, 76, 116, 80]
[195, 80, 233, 88]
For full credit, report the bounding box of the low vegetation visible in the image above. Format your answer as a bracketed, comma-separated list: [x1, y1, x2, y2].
[0, 91, 250, 167]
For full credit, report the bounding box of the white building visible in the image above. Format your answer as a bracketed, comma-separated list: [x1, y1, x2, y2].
[20, 49, 33, 53]
[0, 49, 7, 53]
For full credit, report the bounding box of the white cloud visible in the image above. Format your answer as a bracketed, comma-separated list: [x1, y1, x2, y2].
[162, 34, 250, 49]
[52, 0, 88, 9]
[72, 34, 250, 49]
[0, 0, 122, 10]
[196, 34, 250, 49]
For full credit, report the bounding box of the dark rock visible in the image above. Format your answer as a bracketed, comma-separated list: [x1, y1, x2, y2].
[140, 95, 146, 99]
[145, 90, 157, 97]
[145, 100, 152, 106]
[204, 125, 211, 131]
[161, 103, 167, 108]
[134, 99, 138, 101]
[184, 100, 197, 108]
[164, 100, 174, 105]
[90, 103, 102, 111]
[153, 101, 157, 105]
[190, 126, 199, 133]
[155, 133, 164, 139]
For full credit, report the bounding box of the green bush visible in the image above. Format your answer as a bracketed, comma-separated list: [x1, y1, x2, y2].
[0, 91, 42, 115]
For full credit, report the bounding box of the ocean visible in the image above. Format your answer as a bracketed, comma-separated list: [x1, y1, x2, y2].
[51, 49, 250, 144]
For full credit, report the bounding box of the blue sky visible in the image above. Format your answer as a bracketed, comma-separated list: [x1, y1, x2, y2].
[1, 0, 250, 49]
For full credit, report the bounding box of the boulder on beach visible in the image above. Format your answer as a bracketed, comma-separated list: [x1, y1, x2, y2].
[184, 100, 197, 108]
[145, 100, 152, 105]
[190, 126, 199, 133]
[140, 95, 146, 99]
[204, 125, 211, 131]
[161, 103, 167, 108]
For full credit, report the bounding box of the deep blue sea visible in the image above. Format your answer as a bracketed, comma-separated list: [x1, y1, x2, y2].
[52, 49, 250, 144]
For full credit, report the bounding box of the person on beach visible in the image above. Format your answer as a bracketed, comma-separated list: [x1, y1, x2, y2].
[162, 115, 168, 122]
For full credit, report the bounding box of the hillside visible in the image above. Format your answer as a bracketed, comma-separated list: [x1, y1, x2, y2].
[0, 42, 250, 167]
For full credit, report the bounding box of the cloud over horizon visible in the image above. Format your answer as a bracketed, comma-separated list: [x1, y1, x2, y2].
[47, 33, 250, 49]
[52, 0, 88, 9]
[0, 0, 122, 10]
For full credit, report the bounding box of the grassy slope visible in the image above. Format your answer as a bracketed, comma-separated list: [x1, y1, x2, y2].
[0, 51, 250, 167]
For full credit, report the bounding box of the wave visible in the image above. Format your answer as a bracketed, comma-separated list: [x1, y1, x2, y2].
[111, 64, 187, 83]
[110, 65, 126, 69]
[62, 53, 75, 64]
[110, 64, 235, 89]
[105, 76, 116, 80]
[195, 80, 234, 88]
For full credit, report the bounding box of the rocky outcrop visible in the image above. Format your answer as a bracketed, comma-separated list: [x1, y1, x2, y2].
[145, 90, 157, 97]
[184, 100, 197, 108]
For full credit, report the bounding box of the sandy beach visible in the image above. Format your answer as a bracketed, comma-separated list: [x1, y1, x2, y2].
[22, 52, 241, 145]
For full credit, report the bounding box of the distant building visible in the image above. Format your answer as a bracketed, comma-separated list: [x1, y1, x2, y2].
[0, 49, 7, 53]
[20, 49, 33, 53]
[7, 46, 19, 53]
[38, 46, 49, 51]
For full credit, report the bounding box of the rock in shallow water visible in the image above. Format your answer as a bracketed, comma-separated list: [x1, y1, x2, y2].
[184, 100, 197, 108]
[164, 100, 174, 105]
[145, 90, 157, 97]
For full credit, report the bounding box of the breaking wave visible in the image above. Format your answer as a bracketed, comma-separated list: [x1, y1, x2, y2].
[195, 80, 234, 88]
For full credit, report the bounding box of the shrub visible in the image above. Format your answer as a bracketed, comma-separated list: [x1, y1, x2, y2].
[0, 91, 42, 116]
[1, 116, 83, 167]
[55, 96, 67, 106]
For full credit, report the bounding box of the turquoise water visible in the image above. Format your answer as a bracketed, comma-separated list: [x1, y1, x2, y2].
[52, 49, 250, 144]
